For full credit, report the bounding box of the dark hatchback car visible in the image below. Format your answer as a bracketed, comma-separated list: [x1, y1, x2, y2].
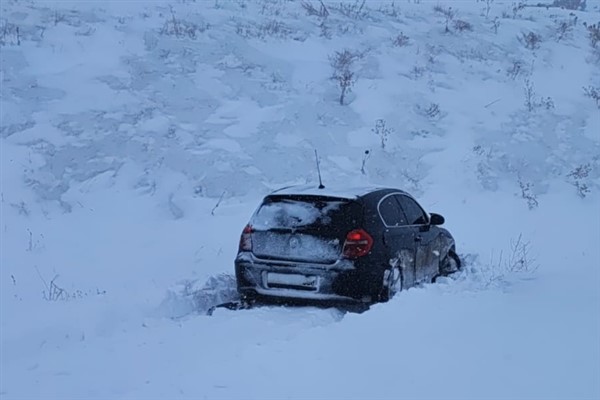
[235, 185, 460, 306]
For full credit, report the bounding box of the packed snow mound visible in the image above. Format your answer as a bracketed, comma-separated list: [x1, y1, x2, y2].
[157, 274, 240, 318]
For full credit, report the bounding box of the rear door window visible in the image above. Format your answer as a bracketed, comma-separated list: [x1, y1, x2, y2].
[251, 196, 361, 234]
[378, 195, 408, 227]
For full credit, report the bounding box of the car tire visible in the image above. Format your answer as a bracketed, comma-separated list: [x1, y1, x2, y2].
[438, 250, 461, 277]
[380, 266, 402, 302]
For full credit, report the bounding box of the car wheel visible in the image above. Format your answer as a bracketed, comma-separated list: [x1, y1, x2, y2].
[439, 250, 461, 277]
[380, 266, 402, 302]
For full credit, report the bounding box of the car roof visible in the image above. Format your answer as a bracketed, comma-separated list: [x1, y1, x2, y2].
[269, 184, 409, 200]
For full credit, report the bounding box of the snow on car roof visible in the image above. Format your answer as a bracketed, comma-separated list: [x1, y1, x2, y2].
[269, 184, 396, 199]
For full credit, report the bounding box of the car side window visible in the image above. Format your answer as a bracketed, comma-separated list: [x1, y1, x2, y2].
[378, 195, 408, 227]
[397, 196, 428, 225]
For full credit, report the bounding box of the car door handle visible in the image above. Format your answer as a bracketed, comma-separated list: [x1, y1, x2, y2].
[414, 235, 422, 242]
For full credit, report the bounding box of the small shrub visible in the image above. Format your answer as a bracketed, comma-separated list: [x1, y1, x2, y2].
[160, 6, 209, 39]
[507, 60, 523, 80]
[391, 32, 409, 47]
[491, 17, 500, 34]
[424, 103, 441, 119]
[555, 17, 577, 42]
[329, 49, 359, 105]
[473, 145, 498, 191]
[505, 234, 538, 273]
[473, 144, 490, 158]
[478, 234, 538, 287]
[518, 177, 539, 210]
[236, 20, 291, 40]
[583, 21, 600, 48]
[453, 19, 473, 32]
[335, 0, 369, 20]
[43, 276, 68, 301]
[541, 96, 554, 110]
[0, 21, 20, 46]
[26, 228, 44, 252]
[512, 1, 526, 19]
[416, 103, 443, 120]
[372, 119, 394, 149]
[519, 31, 542, 50]
[583, 85, 600, 108]
[411, 65, 426, 80]
[484, 0, 494, 19]
[11, 201, 29, 216]
[433, 5, 456, 33]
[523, 79, 554, 112]
[319, 20, 332, 39]
[567, 163, 592, 198]
[301, 0, 329, 18]
[34, 266, 106, 302]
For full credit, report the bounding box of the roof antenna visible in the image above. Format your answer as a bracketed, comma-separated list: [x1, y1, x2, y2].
[314, 149, 325, 189]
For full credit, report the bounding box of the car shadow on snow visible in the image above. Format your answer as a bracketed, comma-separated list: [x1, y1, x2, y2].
[155, 274, 240, 319]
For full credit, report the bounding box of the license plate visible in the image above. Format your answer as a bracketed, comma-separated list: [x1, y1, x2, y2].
[267, 272, 318, 288]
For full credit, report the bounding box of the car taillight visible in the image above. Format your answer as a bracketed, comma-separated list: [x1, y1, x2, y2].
[239, 224, 253, 252]
[342, 229, 373, 259]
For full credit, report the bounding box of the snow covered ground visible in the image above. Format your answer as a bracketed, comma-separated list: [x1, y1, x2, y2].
[1, 0, 599, 398]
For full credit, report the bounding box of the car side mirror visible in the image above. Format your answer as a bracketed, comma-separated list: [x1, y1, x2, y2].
[429, 213, 445, 225]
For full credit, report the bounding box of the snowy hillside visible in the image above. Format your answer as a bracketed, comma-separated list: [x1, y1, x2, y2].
[1, 0, 599, 398]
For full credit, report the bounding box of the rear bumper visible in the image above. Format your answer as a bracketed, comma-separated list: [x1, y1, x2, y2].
[235, 253, 379, 304]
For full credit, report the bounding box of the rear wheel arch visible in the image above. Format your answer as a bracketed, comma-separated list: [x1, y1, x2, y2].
[448, 245, 460, 267]
[438, 248, 461, 278]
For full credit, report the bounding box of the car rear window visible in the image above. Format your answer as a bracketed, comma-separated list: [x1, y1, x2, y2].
[251, 195, 361, 232]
